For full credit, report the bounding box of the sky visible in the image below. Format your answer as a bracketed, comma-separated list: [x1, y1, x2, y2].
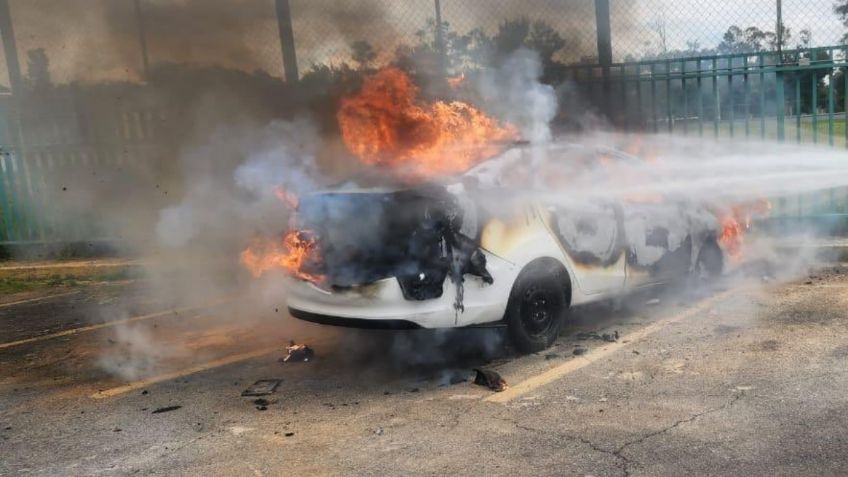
[0, 0, 845, 87]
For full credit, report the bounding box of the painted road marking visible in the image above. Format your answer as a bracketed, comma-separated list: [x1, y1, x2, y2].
[0, 299, 233, 351]
[90, 346, 278, 399]
[0, 290, 81, 309]
[485, 289, 738, 404]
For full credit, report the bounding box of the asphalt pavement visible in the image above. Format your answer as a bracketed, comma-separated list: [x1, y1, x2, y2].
[2, 265, 848, 476]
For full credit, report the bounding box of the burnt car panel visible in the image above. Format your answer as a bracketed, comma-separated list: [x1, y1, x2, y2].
[286, 143, 724, 331]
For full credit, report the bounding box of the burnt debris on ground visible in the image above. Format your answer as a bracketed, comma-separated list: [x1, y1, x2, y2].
[473, 368, 508, 392]
[281, 342, 314, 363]
[241, 379, 282, 397]
[151, 405, 182, 414]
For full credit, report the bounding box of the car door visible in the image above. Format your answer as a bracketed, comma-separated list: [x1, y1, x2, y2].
[547, 200, 626, 294]
[621, 200, 693, 287]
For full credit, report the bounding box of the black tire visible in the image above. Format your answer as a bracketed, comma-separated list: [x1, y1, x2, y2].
[695, 239, 723, 280]
[505, 258, 570, 354]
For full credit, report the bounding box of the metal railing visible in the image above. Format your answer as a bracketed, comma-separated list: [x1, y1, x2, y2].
[561, 45, 848, 232]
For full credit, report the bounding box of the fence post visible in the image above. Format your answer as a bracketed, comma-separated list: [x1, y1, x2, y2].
[594, 0, 613, 120]
[0, 0, 22, 94]
[275, 0, 299, 83]
[132, 0, 150, 78]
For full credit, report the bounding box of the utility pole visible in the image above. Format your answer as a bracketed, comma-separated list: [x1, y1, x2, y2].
[275, 0, 299, 83]
[132, 0, 150, 78]
[0, 0, 22, 94]
[434, 0, 447, 77]
[775, 0, 783, 59]
[594, 0, 613, 120]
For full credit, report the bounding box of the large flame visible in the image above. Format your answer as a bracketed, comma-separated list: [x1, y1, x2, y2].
[718, 199, 771, 263]
[337, 67, 517, 179]
[240, 230, 323, 283]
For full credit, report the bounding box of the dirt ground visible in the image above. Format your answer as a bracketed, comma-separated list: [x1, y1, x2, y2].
[2, 263, 848, 476]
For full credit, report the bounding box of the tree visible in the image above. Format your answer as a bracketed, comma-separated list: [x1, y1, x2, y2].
[652, 9, 668, 55]
[350, 40, 377, 70]
[798, 29, 812, 49]
[26, 48, 51, 90]
[717, 25, 790, 54]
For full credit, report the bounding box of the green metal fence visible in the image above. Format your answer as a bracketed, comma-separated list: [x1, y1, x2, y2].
[562, 45, 848, 233]
[0, 98, 167, 244]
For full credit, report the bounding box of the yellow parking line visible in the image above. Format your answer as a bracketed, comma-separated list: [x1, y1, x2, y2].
[0, 290, 80, 309]
[485, 289, 738, 404]
[0, 298, 233, 351]
[90, 346, 279, 399]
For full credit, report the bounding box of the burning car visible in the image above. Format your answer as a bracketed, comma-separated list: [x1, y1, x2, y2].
[267, 142, 726, 353]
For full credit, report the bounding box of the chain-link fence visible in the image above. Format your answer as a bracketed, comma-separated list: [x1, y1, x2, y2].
[1, 0, 847, 89]
[0, 0, 845, 243]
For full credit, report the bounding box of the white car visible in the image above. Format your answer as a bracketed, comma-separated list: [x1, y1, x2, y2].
[287, 143, 725, 352]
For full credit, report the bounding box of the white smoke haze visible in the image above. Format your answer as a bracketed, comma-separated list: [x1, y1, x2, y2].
[155, 118, 321, 248]
[476, 49, 558, 144]
[85, 47, 848, 379]
[97, 321, 186, 381]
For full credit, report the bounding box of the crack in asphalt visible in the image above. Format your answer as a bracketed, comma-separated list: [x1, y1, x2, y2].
[610, 391, 745, 476]
[494, 391, 746, 477]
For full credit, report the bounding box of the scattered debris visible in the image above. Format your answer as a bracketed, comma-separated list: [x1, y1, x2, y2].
[598, 397, 608, 402]
[448, 394, 481, 400]
[632, 350, 640, 355]
[141, 390, 148, 396]
[575, 331, 619, 342]
[573, 347, 588, 356]
[473, 368, 508, 392]
[285, 432, 295, 437]
[805, 280, 813, 285]
[373, 426, 384, 436]
[241, 379, 282, 397]
[151, 405, 182, 414]
[253, 398, 269, 407]
[281, 341, 314, 363]
[544, 353, 560, 360]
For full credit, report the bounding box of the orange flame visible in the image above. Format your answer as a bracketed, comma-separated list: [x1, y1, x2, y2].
[719, 212, 745, 263]
[337, 67, 517, 179]
[240, 230, 323, 283]
[273, 185, 299, 209]
[718, 200, 771, 263]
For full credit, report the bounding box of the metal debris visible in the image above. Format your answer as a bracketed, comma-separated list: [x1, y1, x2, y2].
[472, 368, 508, 392]
[151, 405, 182, 414]
[281, 341, 314, 363]
[241, 379, 282, 397]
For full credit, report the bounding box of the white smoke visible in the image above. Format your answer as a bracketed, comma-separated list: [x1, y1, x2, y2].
[476, 49, 558, 144]
[154, 119, 320, 248]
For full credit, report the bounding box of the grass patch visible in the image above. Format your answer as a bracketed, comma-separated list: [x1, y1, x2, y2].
[0, 265, 142, 296]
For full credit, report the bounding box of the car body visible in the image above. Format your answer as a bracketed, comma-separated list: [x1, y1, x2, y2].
[286, 143, 725, 352]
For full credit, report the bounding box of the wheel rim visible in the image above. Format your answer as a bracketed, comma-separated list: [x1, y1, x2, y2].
[520, 285, 557, 337]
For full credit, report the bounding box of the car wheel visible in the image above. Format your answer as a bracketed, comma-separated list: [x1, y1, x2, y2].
[505, 258, 570, 354]
[695, 239, 723, 280]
